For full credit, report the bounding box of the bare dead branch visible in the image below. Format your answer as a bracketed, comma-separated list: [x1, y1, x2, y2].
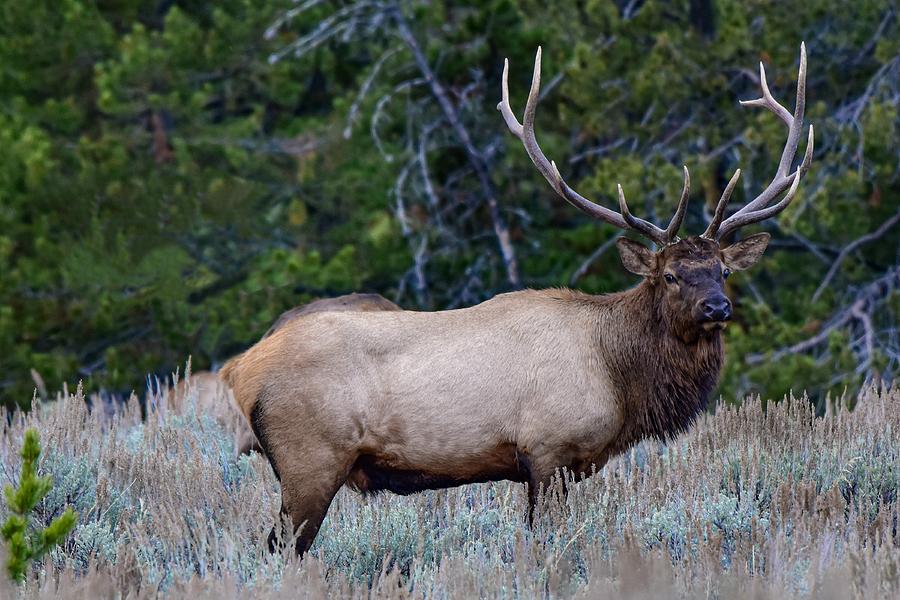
[746, 307, 854, 366]
[569, 236, 619, 286]
[568, 138, 629, 165]
[391, 4, 521, 287]
[267, 2, 378, 64]
[787, 232, 832, 264]
[698, 134, 745, 164]
[411, 235, 429, 307]
[264, 0, 328, 40]
[811, 208, 900, 303]
[371, 77, 427, 161]
[748, 265, 900, 366]
[851, 301, 875, 374]
[344, 46, 403, 139]
[392, 159, 415, 236]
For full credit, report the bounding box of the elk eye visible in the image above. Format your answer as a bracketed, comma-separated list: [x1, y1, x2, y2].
[723, 268, 731, 279]
[664, 273, 677, 284]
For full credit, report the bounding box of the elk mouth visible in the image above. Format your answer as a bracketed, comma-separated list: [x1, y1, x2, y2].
[701, 321, 728, 331]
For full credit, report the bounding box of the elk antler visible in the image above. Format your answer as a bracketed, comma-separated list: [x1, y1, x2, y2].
[703, 43, 815, 240]
[498, 47, 690, 246]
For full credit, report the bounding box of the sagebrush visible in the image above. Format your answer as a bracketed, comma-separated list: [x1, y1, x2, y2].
[0, 380, 897, 598]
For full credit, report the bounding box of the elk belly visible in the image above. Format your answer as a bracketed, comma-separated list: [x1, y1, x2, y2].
[345, 442, 525, 495]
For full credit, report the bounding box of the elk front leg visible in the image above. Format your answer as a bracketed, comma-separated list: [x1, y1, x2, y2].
[522, 453, 571, 526]
[523, 450, 610, 524]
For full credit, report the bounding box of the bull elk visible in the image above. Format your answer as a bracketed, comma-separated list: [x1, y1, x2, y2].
[221, 45, 813, 555]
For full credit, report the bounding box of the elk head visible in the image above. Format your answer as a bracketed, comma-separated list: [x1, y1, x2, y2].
[499, 45, 813, 342]
[616, 234, 770, 341]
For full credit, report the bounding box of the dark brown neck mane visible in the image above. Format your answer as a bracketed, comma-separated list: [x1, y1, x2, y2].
[591, 280, 724, 453]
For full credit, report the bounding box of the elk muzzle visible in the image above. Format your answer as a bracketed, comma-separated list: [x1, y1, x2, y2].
[697, 294, 731, 329]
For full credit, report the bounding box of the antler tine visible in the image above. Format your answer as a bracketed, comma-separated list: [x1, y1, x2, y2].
[616, 185, 667, 244]
[498, 57, 524, 139]
[714, 43, 813, 240]
[498, 48, 680, 246]
[663, 166, 691, 242]
[715, 150, 806, 234]
[773, 41, 807, 178]
[701, 169, 741, 239]
[520, 48, 562, 189]
[799, 122, 815, 172]
[739, 60, 793, 127]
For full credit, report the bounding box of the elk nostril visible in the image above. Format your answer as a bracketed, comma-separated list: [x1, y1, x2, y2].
[702, 297, 731, 320]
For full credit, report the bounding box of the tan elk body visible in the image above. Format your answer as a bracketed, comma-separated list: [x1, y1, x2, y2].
[222, 45, 813, 555]
[167, 293, 401, 455]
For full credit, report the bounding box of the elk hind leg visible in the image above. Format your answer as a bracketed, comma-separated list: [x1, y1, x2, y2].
[266, 455, 355, 555]
[250, 397, 354, 555]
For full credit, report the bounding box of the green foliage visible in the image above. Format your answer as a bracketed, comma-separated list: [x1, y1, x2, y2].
[0, 0, 401, 406]
[0, 0, 897, 407]
[1, 429, 77, 582]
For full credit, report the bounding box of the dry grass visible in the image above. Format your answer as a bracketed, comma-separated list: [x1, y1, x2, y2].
[0, 381, 897, 598]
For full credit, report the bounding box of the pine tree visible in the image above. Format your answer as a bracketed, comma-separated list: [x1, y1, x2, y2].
[1, 429, 77, 583]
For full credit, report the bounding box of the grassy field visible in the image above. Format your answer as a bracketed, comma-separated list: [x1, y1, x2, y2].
[0, 380, 897, 598]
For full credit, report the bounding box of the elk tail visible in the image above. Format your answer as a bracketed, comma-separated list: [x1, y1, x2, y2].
[218, 352, 241, 389]
[219, 351, 258, 424]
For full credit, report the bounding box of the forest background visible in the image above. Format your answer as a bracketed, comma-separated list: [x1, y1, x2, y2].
[1, 0, 897, 410]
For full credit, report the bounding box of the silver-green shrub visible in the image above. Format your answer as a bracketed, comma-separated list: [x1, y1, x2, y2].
[0, 385, 897, 598]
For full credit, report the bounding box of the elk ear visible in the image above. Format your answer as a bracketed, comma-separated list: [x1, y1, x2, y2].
[616, 238, 656, 277]
[722, 232, 771, 271]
